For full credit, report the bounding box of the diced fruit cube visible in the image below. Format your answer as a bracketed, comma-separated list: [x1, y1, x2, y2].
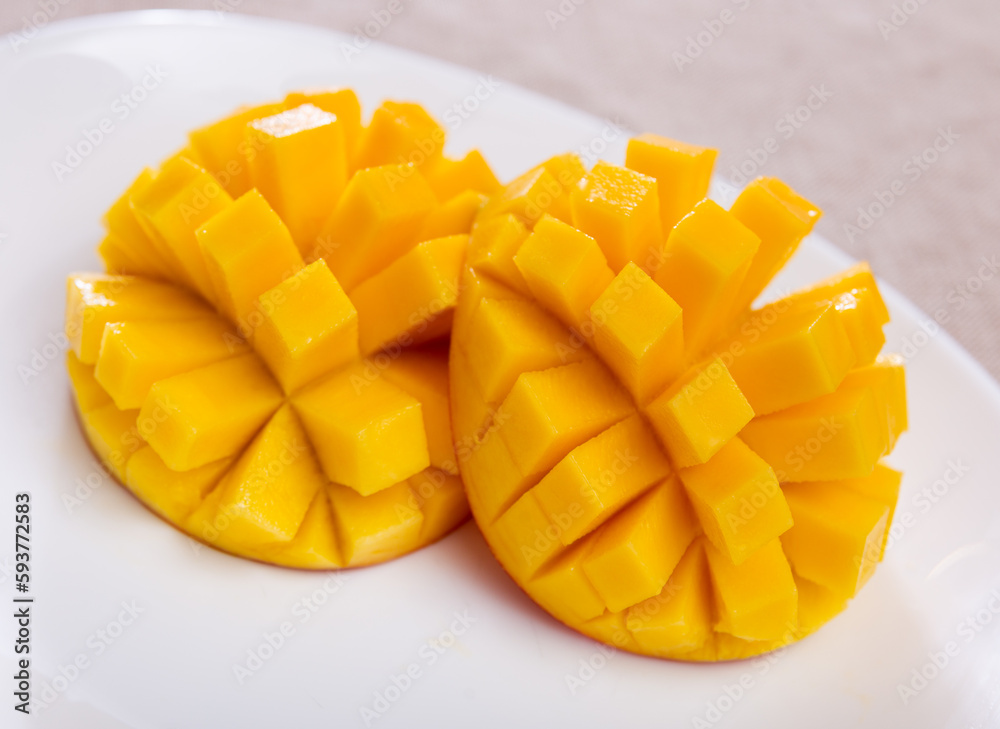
[513, 214, 615, 329]
[100, 168, 170, 278]
[423, 150, 501, 201]
[284, 89, 362, 166]
[532, 414, 671, 545]
[463, 426, 534, 524]
[125, 446, 231, 524]
[570, 161, 663, 273]
[246, 103, 348, 251]
[530, 537, 607, 622]
[477, 165, 565, 227]
[419, 190, 486, 239]
[251, 259, 359, 394]
[644, 356, 754, 468]
[492, 490, 564, 578]
[705, 537, 798, 642]
[715, 299, 857, 415]
[654, 199, 759, 357]
[626, 539, 713, 655]
[837, 462, 903, 560]
[354, 101, 445, 171]
[677, 437, 793, 565]
[130, 155, 234, 300]
[330, 481, 424, 567]
[625, 134, 717, 233]
[259, 489, 343, 569]
[350, 235, 467, 355]
[463, 297, 586, 405]
[590, 262, 684, 403]
[315, 164, 438, 290]
[582, 477, 700, 612]
[79, 402, 140, 482]
[67, 352, 112, 413]
[197, 189, 304, 325]
[293, 364, 429, 495]
[213, 405, 324, 546]
[497, 359, 634, 480]
[467, 213, 532, 295]
[728, 177, 821, 316]
[410, 469, 470, 541]
[66, 274, 214, 364]
[140, 353, 283, 471]
[95, 316, 247, 410]
[780, 482, 890, 600]
[380, 346, 458, 474]
[188, 101, 286, 197]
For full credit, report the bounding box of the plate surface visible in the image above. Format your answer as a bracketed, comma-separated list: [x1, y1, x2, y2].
[1, 11, 998, 729]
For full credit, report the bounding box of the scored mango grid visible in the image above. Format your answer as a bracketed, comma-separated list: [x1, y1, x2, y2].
[455, 219, 898, 661]
[76, 167, 470, 569]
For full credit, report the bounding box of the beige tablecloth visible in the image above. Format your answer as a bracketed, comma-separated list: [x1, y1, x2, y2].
[4, 0, 998, 379]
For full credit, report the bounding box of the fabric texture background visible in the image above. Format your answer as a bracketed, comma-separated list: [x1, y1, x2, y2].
[3, 0, 998, 379]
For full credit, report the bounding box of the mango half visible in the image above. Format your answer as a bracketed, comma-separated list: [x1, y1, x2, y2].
[69, 92, 501, 568]
[450, 137, 906, 660]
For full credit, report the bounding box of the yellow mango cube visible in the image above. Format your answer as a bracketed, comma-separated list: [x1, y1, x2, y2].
[423, 149, 500, 201]
[780, 482, 890, 600]
[794, 575, 848, 635]
[100, 168, 170, 278]
[706, 537, 798, 642]
[626, 539, 713, 656]
[350, 235, 467, 355]
[140, 353, 283, 471]
[463, 297, 585, 405]
[476, 165, 566, 227]
[530, 537, 607, 622]
[589, 262, 684, 404]
[316, 164, 437, 291]
[80, 402, 140, 482]
[728, 177, 821, 316]
[532, 414, 672, 545]
[513, 214, 615, 329]
[380, 346, 458, 474]
[644, 356, 754, 468]
[293, 364, 429, 495]
[838, 462, 903, 560]
[330, 481, 424, 567]
[654, 199, 760, 357]
[463, 427, 534, 524]
[739, 374, 891, 482]
[125, 446, 232, 524]
[467, 213, 532, 295]
[67, 351, 112, 413]
[283, 89, 362, 166]
[570, 161, 663, 273]
[410, 469, 470, 542]
[625, 133, 718, 233]
[492, 490, 564, 578]
[246, 104, 348, 251]
[419, 190, 486, 239]
[196, 189, 304, 325]
[259, 489, 343, 569]
[354, 101, 445, 171]
[715, 299, 856, 416]
[842, 354, 908, 452]
[95, 316, 248, 410]
[66, 274, 214, 364]
[497, 359, 635, 480]
[252, 259, 359, 394]
[678, 437, 793, 565]
[213, 405, 324, 546]
[583, 477, 700, 612]
[188, 101, 286, 197]
[130, 156, 234, 301]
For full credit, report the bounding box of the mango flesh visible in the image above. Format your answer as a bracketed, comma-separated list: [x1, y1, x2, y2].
[453, 138, 905, 661]
[66, 92, 491, 568]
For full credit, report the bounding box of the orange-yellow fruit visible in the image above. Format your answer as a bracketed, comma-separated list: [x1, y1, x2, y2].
[452, 144, 905, 660]
[67, 93, 497, 568]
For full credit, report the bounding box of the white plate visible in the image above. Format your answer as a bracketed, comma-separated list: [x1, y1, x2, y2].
[1, 11, 998, 729]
